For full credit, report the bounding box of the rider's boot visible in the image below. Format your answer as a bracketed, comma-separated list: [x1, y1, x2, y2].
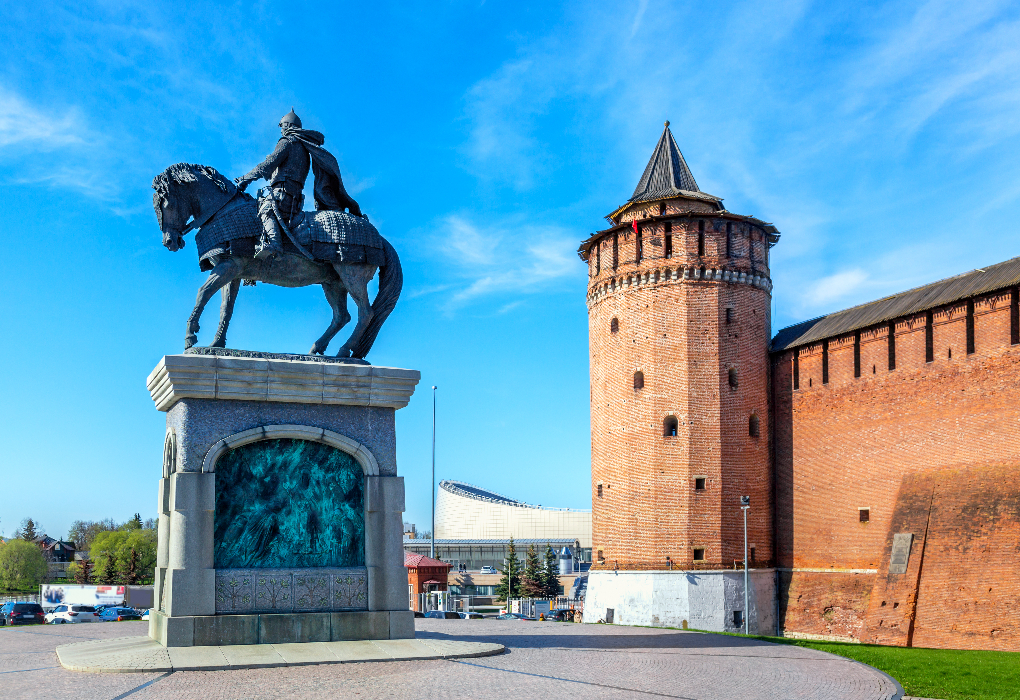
[255, 215, 283, 260]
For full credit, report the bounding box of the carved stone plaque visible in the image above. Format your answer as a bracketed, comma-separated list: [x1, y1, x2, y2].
[889, 533, 913, 574]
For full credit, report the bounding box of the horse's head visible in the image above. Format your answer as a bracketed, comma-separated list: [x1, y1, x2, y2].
[152, 163, 236, 252]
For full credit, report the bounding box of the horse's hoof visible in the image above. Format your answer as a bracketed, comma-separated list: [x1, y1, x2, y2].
[184, 337, 196, 349]
[211, 339, 226, 348]
[335, 347, 352, 358]
[309, 346, 323, 355]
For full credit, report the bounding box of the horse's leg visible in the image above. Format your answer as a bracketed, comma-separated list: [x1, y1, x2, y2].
[211, 277, 241, 348]
[185, 258, 242, 349]
[310, 280, 350, 355]
[334, 264, 377, 358]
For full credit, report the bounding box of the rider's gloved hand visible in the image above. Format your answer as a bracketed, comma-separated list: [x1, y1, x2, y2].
[234, 177, 251, 192]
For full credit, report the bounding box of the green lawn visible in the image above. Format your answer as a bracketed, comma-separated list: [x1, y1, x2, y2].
[699, 630, 1019, 700]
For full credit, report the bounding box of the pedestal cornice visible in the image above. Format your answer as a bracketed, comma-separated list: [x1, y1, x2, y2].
[147, 351, 420, 412]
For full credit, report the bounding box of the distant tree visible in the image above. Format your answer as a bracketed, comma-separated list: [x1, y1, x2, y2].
[71, 557, 93, 584]
[495, 536, 522, 602]
[122, 513, 143, 531]
[519, 544, 545, 598]
[16, 518, 42, 542]
[91, 529, 157, 585]
[416, 530, 432, 540]
[143, 518, 157, 531]
[541, 543, 561, 598]
[0, 540, 48, 590]
[67, 519, 117, 553]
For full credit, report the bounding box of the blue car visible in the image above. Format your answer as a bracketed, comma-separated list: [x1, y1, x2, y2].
[99, 607, 142, 622]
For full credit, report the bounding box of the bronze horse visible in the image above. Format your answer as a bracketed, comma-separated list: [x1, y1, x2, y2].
[153, 163, 401, 358]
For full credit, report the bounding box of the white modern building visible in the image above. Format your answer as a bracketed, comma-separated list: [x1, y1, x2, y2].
[435, 480, 591, 548]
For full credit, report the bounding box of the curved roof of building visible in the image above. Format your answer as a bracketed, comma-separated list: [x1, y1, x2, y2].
[439, 480, 589, 512]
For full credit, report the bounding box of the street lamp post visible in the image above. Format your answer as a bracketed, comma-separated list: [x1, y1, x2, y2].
[431, 385, 437, 560]
[740, 495, 750, 635]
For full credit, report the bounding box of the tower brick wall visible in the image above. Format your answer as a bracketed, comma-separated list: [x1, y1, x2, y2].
[586, 201, 775, 571]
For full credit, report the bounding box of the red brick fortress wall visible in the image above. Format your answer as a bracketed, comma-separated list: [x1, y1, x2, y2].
[587, 198, 774, 570]
[863, 463, 1020, 651]
[772, 288, 1020, 648]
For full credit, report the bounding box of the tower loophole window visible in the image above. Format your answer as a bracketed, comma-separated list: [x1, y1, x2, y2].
[610, 317, 619, 334]
[748, 414, 759, 438]
[663, 415, 679, 437]
[695, 477, 706, 491]
[728, 368, 738, 388]
[859, 508, 870, 523]
[633, 371, 645, 390]
[693, 548, 705, 561]
[659, 201, 666, 215]
[597, 484, 603, 498]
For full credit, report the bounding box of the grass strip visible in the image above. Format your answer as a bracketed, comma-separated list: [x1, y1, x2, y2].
[690, 629, 1019, 700]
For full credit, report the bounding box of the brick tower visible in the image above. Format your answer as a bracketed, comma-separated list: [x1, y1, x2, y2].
[580, 123, 780, 576]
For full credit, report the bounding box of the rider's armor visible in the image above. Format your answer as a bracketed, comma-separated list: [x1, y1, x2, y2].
[238, 109, 310, 259]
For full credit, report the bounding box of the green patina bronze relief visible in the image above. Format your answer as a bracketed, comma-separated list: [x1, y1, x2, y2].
[213, 438, 365, 569]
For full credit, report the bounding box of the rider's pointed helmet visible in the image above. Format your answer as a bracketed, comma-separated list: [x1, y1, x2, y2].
[279, 108, 302, 128]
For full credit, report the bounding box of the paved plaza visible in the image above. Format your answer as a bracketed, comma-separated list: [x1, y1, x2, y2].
[0, 619, 903, 700]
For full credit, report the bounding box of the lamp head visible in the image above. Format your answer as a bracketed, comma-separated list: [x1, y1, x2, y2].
[740, 495, 750, 506]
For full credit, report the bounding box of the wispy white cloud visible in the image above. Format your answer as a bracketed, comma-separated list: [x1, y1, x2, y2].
[0, 89, 84, 149]
[802, 269, 869, 311]
[431, 214, 581, 310]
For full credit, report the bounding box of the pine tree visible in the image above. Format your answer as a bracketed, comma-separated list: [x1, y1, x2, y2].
[123, 548, 139, 585]
[125, 513, 143, 530]
[542, 543, 561, 598]
[495, 536, 522, 602]
[519, 544, 545, 598]
[95, 556, 117, 585]
[17, 518, 40, 542]
[72, 558, 93, 584]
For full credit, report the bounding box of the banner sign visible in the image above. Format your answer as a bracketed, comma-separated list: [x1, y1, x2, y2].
[41, 584, 126, 607]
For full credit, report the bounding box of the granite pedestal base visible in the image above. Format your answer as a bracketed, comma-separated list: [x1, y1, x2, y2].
[150, 609, 415, 647]
[145, 350, 420, 648]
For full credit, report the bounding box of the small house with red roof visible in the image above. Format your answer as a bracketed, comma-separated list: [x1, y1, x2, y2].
[404, 551, 452, 612]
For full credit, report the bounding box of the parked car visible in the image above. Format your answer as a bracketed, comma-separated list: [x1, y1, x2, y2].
[458, 612, 484, 619]
[413, 610, 426, 618]
[542, 609, 572, 621]
[46, 604, 100, 624]
[140, 609, 150, 621]
[100, 607, 142, 622]
[479, 566, 498, 574]
[424, 610, 461, 619]
[496, 612, 533, 621]
[0, 602, 45, 626]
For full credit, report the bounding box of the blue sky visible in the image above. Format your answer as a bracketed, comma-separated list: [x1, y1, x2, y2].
[2, 1, 1019, 539]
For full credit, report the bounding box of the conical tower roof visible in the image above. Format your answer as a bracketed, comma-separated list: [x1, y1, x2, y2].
[629, 122, 712, 203]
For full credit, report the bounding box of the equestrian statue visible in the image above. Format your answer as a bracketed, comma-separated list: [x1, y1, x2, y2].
[153, 109, 401, 359]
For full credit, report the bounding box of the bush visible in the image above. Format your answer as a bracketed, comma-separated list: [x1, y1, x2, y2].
[0, 540, 48, 590]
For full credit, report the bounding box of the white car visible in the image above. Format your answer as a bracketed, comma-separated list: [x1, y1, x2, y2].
[46, 604, 100, 624]
[479, 566, 498, 574]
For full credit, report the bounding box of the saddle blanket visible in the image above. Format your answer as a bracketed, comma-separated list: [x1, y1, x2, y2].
[196, 195, 384, 269]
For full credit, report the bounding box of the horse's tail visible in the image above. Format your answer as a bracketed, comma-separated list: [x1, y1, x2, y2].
[351, 236, 403, 359]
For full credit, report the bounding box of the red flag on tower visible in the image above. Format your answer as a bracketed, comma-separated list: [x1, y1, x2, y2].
[632, 219, 639, 234]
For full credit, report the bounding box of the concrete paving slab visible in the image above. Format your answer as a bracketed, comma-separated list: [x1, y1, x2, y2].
[167, 644, 229, 671]
[370, 638, 442, 660]
[55, 635, 505, 672]
[323, 639, 394, 662]
[220, 644, 287, 668]
[56, 636, 172, 673]
[272, 642, 341, 665]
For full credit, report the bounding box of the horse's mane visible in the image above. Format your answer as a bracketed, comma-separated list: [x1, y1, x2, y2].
[152, 163, 233, 200]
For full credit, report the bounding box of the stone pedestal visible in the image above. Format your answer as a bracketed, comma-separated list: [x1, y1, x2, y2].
[145, 350, 419, 647]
